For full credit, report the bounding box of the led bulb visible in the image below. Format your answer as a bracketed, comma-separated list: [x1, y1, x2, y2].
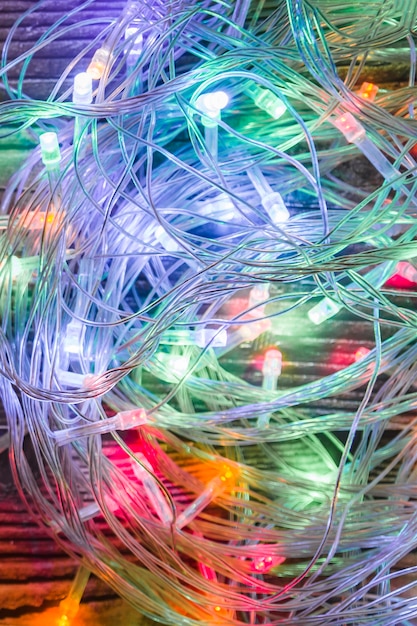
[249, 283, 270, 309]
[132, 455, 173, 526]
[217, 318, 272, 358]
[198, 562, 218, 581]
[55, 369, 100, 389]
[219, 463, 239, 483]
[0, 255, 38, 285]
[194, 328, 227, 348]
[160, 329, 192, 345]
[123, 0, 141, 19]
[250, 554, 285, 573]
[202, 594, 235, 626]
[195, 91, 229, 127]
[57, 566, 90, 626]
[247, 167, 289, 223]
[57, 598, 79, 625]
[154, 225, 180, 252]
[333, 113, 366, 144]
[247, 84, 286, 119]
[158, 328, 227, 348]
[175, 464, 239, 529]
[125, 26, 144, 59]
[87, 46, 111, 80]
[113, 408, 147, 430]
[153, 352, 190, 382]
[394, 261, 417, 284]
[53, 408, 147, 446]
[19, 210, 56, 231]
[78, 495, 119, 522]
[247, 283, 270, 320]
[196, 91, 229, 115]
[253, 87, 286, 119]
[262, 191, 290, 223]
[358, 82, 378, 102]
[355, 346, 371, 361]
[308, 297, 342, 325]
[40, 132, 61, 168]
[334, 113, 400, 185]
[63, 319, 85, 355]
[262, 348, 282, 380]
[258, 348, 282, 427]
[73, 72, 93, 105]
[4, 256, 22, 280]
[198, 195, 236, 220]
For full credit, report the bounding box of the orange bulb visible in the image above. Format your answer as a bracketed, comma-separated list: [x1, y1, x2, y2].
[18, 210, 57, 231]
[87, 47, 111, 80]
[358, 82, 378, 102]
[87, 61, 106, 80]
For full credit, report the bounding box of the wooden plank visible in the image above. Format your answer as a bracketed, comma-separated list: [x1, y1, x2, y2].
[0, 0, 125, 100]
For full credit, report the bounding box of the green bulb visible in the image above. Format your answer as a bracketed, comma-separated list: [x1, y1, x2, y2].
[253, 87, 286, 120]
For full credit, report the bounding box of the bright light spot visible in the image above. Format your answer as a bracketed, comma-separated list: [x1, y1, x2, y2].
[250, 554, 285, 573]
[262, 348, 282, 377]
[333, 112, 366, 144]
[153, 352, 190, 382]
[358, 82, 378, 102]
[40, 131, 61, 166]
[308, 298, 341, 325]
[196, 91, 229, 117]
[73, 72, 93, 105]
[355, 346, 371, 361]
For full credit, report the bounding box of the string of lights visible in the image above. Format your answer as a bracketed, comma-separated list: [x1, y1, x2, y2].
[1, 1, 417, 624]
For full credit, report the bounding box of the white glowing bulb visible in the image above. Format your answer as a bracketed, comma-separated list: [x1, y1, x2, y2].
[153, 352, 190, 382]
[262, 192, 290, 223]
[63, 319, 85, 355]
[73, 72, 93, 105]
[195, 91, 229, 118]
[308, 298, 342, 325]
[39, 132, 61, 167]
[125, 26, 143, 59]
[154, 225, 180, 252]
[194, 328, 227, 348]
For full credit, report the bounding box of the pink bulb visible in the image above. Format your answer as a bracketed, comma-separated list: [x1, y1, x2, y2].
[354, 347, 371, 361]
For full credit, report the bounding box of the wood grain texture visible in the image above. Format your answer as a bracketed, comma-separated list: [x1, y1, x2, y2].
[0, 0, 126, 101]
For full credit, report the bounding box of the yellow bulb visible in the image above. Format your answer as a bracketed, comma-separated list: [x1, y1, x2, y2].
[219, 463, 239, 484]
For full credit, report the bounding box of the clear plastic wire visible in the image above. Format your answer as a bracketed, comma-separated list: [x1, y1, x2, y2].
[1, 0, 417, 624]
